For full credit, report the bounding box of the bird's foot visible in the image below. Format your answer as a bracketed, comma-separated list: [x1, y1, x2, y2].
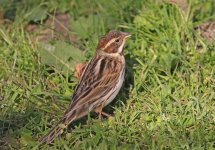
[95, 109, 113, 119]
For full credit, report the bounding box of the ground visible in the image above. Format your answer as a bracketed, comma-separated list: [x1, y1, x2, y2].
[0, 0, 215, 149]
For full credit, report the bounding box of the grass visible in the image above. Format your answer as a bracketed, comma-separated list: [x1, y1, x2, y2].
[0, 0, 215, 149]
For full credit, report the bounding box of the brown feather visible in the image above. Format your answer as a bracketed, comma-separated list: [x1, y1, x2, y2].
[39, 30, 129, 144]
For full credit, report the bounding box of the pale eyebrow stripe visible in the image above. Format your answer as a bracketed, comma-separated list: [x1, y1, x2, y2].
[102, 37, 118, 50]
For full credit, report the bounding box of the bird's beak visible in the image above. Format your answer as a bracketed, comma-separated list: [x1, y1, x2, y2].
[121, 32, 131, 39]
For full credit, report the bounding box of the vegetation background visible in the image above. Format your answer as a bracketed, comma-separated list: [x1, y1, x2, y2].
[0, 0, 214, 149]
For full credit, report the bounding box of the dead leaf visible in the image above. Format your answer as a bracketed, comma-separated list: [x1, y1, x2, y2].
[0, 11, 4, 25]
[25, 23, 37, 32]
[74, 63, 86, 78]
[26, 12, 86, 74]
[26, 12, 80, 47]
[196, 21, 215, 43]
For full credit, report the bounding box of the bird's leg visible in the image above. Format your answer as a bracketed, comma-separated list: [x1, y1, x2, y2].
[100, 111, 112, 117]
[95, 105, 112, 119]
[95, 106, 103, 119]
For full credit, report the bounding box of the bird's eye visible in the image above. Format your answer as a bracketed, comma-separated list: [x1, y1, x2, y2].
[115, 39, 120, 43]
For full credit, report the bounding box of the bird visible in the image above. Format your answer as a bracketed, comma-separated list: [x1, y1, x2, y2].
[39, 30, 130, 144]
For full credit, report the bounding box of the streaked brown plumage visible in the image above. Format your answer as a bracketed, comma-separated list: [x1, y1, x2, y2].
[39, 30, 130, 144]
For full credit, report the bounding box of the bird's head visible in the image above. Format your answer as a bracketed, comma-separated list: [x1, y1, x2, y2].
[97, 30, 130, 54]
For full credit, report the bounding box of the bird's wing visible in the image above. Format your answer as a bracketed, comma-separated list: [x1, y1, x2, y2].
[64, 55, 123, 117]
[39, 55, 124, 144]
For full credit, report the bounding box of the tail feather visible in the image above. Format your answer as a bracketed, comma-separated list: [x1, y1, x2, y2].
[39, 108, 84, 144]
[39, 117, 70, 144]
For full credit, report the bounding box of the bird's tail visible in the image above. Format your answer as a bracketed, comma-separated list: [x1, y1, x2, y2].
[39, 115, 74, 144]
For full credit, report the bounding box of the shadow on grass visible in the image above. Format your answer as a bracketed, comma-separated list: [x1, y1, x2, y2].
[0, 107, 41, 149]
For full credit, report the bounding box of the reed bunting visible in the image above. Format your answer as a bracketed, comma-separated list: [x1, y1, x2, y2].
[40, 30, 130, 144]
